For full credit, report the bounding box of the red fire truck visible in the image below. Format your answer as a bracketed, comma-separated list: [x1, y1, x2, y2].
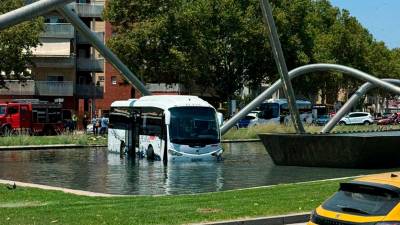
[0, 100, 70, 135]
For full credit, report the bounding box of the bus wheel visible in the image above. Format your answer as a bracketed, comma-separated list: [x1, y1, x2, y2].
[146, 145, 155, 160]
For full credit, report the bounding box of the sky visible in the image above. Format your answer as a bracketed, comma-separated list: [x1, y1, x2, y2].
[330, 0, 400, 49]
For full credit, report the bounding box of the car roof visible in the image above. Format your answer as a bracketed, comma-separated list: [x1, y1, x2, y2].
[348, 112, 369, 115]
[349, 112, 368, 114]
[353, 172, 400, 189]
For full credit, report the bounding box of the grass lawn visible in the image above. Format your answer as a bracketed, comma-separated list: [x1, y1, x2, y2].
[0, 179, 345, 225]
[0, 134, 107, 146]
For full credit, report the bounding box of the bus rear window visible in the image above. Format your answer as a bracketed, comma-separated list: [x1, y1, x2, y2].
[322, 183, 399, 216]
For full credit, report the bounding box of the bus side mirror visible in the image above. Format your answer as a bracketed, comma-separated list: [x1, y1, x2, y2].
[217, 112, 223, 126]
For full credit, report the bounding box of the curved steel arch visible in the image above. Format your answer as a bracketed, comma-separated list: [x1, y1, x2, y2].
[322, 79, 400, 133]
[220, 63, 400, 135]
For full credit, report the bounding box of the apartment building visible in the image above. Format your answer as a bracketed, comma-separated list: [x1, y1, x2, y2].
[1, 0, 199, 121]
[0, 1, 109, 119]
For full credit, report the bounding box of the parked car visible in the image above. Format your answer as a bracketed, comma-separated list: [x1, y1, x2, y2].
[235, 111, 260, 128]
[339, 112, 374, 125]
[308, 172, 400, 225]
[313, 114, 330, 126]
[377, 113, 399, 125]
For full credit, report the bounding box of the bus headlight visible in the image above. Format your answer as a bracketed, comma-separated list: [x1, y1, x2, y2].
[168, 149, 183, 156]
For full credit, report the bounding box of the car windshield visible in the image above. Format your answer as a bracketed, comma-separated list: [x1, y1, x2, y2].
[169, 107, 219, 145]
[0, 106, 5, 115]
[322, 183, 399, 216]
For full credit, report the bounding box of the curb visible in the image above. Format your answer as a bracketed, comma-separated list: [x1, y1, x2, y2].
[191, 212, 310, 225]
[0, 144, 107, 151]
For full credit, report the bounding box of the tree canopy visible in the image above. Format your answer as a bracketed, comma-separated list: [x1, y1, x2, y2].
[0, 0, 44, 88]
[104, 0, 400, 103]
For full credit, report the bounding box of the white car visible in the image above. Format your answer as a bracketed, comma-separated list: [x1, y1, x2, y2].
[339, 112, 374, 125]
[234, 111, 260, 128]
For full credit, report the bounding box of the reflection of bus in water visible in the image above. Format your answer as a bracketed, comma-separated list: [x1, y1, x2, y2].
[108, 95, 223, 162]
[249, 99, 312, 126]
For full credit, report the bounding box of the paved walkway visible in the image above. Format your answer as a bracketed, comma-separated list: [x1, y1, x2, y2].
[190, 213, 310, 225]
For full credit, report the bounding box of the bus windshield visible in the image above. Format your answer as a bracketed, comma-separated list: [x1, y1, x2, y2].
[169, 107, 219, 145]
[0, 106, 5, 115]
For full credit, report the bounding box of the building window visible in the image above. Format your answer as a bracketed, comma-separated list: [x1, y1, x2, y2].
[111, 76, 117, 85]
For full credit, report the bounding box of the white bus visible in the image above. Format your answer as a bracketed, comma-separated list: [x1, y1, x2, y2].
[248, 98, 312, 126]
[108, 99, 136, 154]
[108, 95, 223, 162]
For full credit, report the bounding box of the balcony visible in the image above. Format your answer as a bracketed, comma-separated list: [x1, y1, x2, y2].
[72, 3, 104, 18]
[76, 32, 104, 44]
[75, 84, 103, 99]
[41, 23, 74, 39]
[77, 58, 104, 72]
[33, 56, 75, 68]
[0, 80, 35, 96]
[35, 81, 74, 96]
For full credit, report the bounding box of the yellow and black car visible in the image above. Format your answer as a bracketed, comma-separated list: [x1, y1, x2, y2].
[309, 173, 400, 225]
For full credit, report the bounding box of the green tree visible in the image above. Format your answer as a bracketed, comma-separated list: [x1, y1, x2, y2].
[0, 0, 44, 88]
[105, 0, 396, 104]
[105, 0, 273, 101]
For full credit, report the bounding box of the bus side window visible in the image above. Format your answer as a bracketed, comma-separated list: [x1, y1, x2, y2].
[141, 107, 163, 137]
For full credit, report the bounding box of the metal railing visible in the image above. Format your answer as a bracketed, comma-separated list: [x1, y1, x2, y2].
[75, 84, 103, 98]
[72, 3, 104, 18]
[33, 56, 75, 68]
[0, 80, 35, 96]
[77, 57, 104, 72]
[77, 31, 104, 44]
[35, 81, 74, 96]
[41, 23, 74, 38]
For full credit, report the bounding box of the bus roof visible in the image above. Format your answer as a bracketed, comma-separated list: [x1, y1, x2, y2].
[110, 99, 136, 107]
[110, 95, 214, 111]
[264, 98, 311, 105]
[134, 95, 214, 110]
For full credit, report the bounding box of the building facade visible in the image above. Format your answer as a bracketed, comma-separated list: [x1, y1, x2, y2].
[1, 0, 209, 123]
[0, 1, 108, 122]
